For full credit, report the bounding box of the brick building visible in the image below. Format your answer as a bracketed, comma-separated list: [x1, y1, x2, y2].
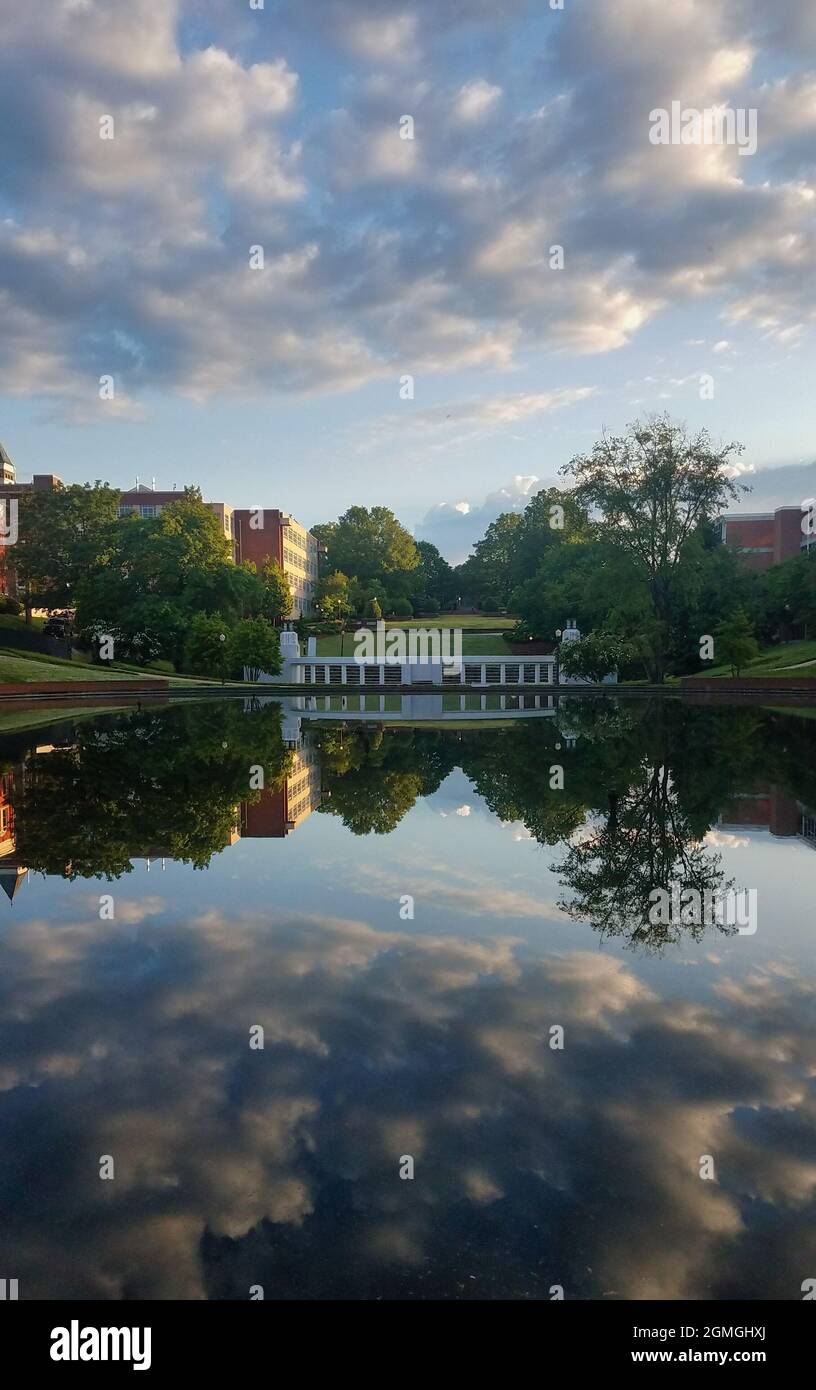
[719, 506, 815, 572]
[233, 508, 319, 618]
[117, 482, 237, 554]
[119, 489, 319, 617]
[0, 445, 319, 617]
[0, 443, 63, 597]
[240, 739, 322, 837]
[720, 785, 816, 850]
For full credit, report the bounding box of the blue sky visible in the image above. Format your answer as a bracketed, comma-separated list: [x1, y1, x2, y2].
[2, 0, 816, 560]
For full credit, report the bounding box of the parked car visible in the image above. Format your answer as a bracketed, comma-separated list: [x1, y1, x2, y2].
[43, 616, 72, 638]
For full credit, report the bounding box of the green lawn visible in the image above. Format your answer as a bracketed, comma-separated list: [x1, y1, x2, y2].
[0, 652, 167, 684]
[0, 648, 228, 687]
[315, 630, 515, 657]
[694, 639, 816, 679]
[0, 703, 134, 734]
[383, 613, 516, 630]
[0, 613, 44, 631]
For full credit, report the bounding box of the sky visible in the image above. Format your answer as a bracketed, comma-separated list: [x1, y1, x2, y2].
[1, 0, 816, 562]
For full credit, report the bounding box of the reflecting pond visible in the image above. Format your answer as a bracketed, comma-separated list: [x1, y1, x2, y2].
[1, 696, 815, 1299]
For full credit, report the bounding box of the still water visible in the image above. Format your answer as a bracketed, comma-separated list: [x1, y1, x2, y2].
[1, 696, 814, 1300]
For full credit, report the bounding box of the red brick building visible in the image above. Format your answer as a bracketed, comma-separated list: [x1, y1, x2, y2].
[0, 442, 63, 597]
[240, 743, 322, 837]
[719, 506, 814, 572]
[233, 509, 319, 617]
[118, 490, 319, 617]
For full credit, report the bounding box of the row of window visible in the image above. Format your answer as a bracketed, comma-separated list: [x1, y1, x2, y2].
[283, 547, 318, 575]
[301, 663, 555, 685]
[284, 527, 316, 554]
[118, 504, 161, 518]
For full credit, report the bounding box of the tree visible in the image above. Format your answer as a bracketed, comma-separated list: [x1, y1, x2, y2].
[763, 551, 816, 636]
[184, 561, 264, 624]
[316, 506, 419, 582]
[560, 416, 748, 681]
[559, 630, 636, 683]
[183, 613, 233, 680]
[366, 596, 382, 621]
[713, 610, 760, 676]
[229, 618, 281, 681]
[260, 557, 292, 622]
[15, 482, 121, 619]
[457, 512, 522, 607]
[415, 540, 457, 609]
[12, 703, 293, 879]
[314, 571, 353, 624]
[74, 491, 237, 666]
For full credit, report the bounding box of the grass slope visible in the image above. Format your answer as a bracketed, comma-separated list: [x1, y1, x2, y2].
[695, 639, 816, 679]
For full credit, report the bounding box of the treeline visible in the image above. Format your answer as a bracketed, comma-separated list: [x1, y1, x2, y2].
[314, 700, 815, 947]
[311, 506, 458, 624]
[14, 485, 290, 674]
[456, 416, 815, 681]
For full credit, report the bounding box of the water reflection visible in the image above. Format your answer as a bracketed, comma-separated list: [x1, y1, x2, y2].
[0, 697, 814, 1299]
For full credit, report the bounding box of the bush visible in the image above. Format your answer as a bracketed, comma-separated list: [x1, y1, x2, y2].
[480, 598, 501, 614]
[0, 595, 22, 615]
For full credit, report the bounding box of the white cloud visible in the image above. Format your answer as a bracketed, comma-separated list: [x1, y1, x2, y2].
[454, 80, 502, 123]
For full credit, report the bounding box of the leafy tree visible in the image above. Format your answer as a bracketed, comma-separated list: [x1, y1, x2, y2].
[75, 491, 237, 666]
[183, 561, 263, 624]
[457, 512, 522, 607]
[559, 630, 636, 682]
[366, 596, 382, 621]
[184, 613, 233, 679]
[12, 703, 293, 879]
[314, 571, 353, 624]
[229, 618, 281, 681]
[510, 486, 592, 587]
[15, 482, 121, 619]
[260, 557, 292, 622]
[713, 609, 760, 676]
[560, 416, 747, 680]
[316, 506, 419, 583]
[763, 551, 816, 635]
[554, 762, 733, 950]
[415, 540, 457, 608]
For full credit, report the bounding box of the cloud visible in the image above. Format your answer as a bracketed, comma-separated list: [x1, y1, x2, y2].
[417, 473, 546, 562]
[724, 460, 816, 511]
[2, 901, 815, 1300]
[2, 0, 816, 419]
[453, 80, 502, 123]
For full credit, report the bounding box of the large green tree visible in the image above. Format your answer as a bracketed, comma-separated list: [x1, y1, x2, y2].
[414, 539, 458, 609]
[75, 490, 235, 665]
[15, 482, 121, 619]
[315, 506, 419, 584]
[229, 618, 281, 681]
[559, 416, 747, 681]
[12, 703, 293, 879]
